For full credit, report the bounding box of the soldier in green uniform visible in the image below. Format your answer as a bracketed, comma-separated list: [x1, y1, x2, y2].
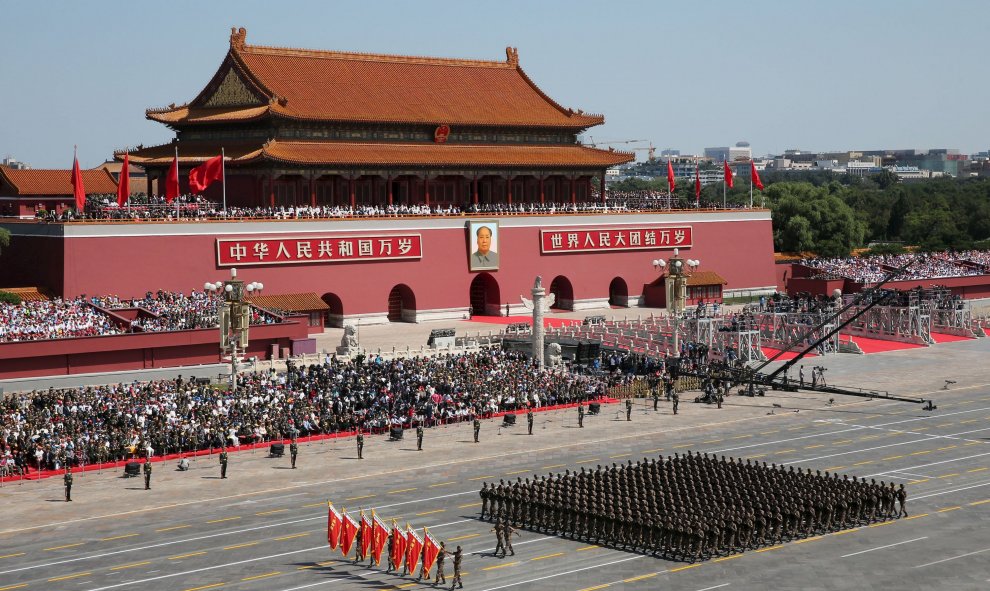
[357, 431, 365, 459]
[450, 545, 464, 589]
[672, 392, 679, 415]
[219, 446, 228, 478]
[473, 418, 481, 443]
[434, 541, 448, 585]
[653, 385, 660, 411]
[502, 521, 518, 556]
[527, 409, 534, 435]
[289, 437, 298, 469]
[63, 465, 73, 501]
[577, 403, 585, 428]
[416, 425, 424, 451]
[625, 399, 633, 421]
[491, 519, 506, 558]
[143, 458, 152, 490]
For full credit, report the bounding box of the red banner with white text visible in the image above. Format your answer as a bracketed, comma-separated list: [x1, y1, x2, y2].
[540, 226, 692, 253]
[216, 234, 423, 266]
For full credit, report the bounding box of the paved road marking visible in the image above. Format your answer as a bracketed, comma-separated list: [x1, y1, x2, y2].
[111, 561, 152, 570]
[207, 517, 241, 524]
[795, 535, 824, 544]
[577, 457, 601, 463]
[967, 467, 988, 473]
[938, 445, 958, 451]
[760, 430, 780, 435]
[301, 502, 325, 508]
[841, 536, 928, 558]
[904, 513, 929, 521]
[577, 585, 610, 591]
[937, 473, 960, 479]
[344, 494, 376, 501]
[458, 502, 481, 509]
[296, 560, 336, 570]
[883, 455, 904, 460]
[388, 487, 418, 494]
[854, 460, 874, 466]
[505, 469, 529, 475]
[49, 571, 91, 581]
[44, 542, 84, 551]
[671, 563, 702, 572]
[0, 553, 25, 560]
[169, 551, 208, 560]
[575, 545, 599, 551]
[542, 464, 566, 470]
[824, 466, 846, 471]
[242, 571, 281, 581]
[833, 528, 861, 536]
[274, 533, 310, 541]
[696, 585, 730, 591]
[805, 444, 824, 449]
[256, 509, 288, 515]
[481, 561, 519, 571]
[936, 506, 962, 513]
[909, 479, 930, 484]
[183, 584, 224, 591]
[749, 454, 767, 459]
[673, 444, 692, 449]
[714, 554, 742, 562]
[969, 499, 990, 506]
[450, 533, 480, 541]
[223, 541, 259, 550]
[702, 440, 722, 445]
[623, 572, 658, 583]
[416, 509, 445, 516]
[775, 449, 797, 454]
[468, 475, 495, 481]
[916, 546, 990, 568]
[0, 584, 27, 591]
[731, 435, 751, 439]
[755, 544, 784, 553]
[101, 533, 139, 541]
[833, 439, 854, 445]
[910, 450, 932, 456]
[609, 453, 631, 458]
[429, 482, 457, 488]
[531, 552, 564, 561]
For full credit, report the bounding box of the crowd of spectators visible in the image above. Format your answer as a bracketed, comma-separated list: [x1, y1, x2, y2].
[0, 291, 283, 343]
[0, 350, 625, 473]
[801, 250, 990, 283]
[0, 298, 124, 342]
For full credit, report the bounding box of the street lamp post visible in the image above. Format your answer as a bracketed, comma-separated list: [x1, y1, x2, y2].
[204, 268, 263, 394]
[652, 248, 701, 357]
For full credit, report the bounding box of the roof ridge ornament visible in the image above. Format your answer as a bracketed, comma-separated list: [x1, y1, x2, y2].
[505, 46, 519, 66]
[230, 27, 247, 51]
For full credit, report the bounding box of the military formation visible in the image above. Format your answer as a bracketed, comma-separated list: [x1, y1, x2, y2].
[479, 451, 908, 562]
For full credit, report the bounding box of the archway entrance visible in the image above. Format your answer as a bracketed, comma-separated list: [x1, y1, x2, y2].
[608, 277, 629, 307]
[387, 284, 416, 323]
[469, 273, 501, 316]
[549, 275, 574, 311]
[321, 292, 344, 328]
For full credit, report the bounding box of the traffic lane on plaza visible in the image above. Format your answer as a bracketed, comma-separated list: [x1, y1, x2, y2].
[11, 390, 988, 588]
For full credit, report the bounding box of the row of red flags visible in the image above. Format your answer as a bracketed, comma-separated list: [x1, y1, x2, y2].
[326, 501, 443, 578]
[665, 160, 764, 201]
[71, 150, 224, 210]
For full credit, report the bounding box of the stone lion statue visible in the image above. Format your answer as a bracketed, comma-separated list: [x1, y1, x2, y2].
[546, 342, 563, 367]
[341, 325, 359, 348]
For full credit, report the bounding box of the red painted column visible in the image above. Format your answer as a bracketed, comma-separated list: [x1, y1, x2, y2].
[507, 177, 513, 206]
[539, 176, 545, 205]
[424, 177, 431, 206]
[570, 177, 576, 205]
[310, 176, 316, 207]
[472, 177, 479, 205]
[387, 175, 393, 206]
[268, 174, 275, 208]
[349, 177, 356, 209]
[600, 174, 606, 205]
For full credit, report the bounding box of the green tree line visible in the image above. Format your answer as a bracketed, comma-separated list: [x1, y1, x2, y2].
[610, 172, 990, 257]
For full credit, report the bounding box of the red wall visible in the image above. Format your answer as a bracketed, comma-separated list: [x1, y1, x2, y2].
[0, 320, 308, 379]
[38, 214, 777, 315]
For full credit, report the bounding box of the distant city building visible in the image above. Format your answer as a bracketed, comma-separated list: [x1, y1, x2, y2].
[659, 149, 680, 157]
[704, 147, 731, 161]
[2, 156, 29, 170]
[729, 141, 752, 162]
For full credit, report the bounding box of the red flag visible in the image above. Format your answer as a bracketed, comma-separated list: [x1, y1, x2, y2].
[405, 527, 423, 574]
[327, 503, 342, 550]
[421, 530, 441, 578]
[165, 154, 180, 203]
[71, 152, 86, 211]
[390, 523, 406, 570]
[188, 154, 223, 193]
[371, 515, 389, 566]
[724, 161, 734, 189]
[751, 160, 764, 191]
[340, 512, 359, 557]
[117, 153, 130, 207]
[694, 165, 701, 203]
[666, 160, 676, 192]
[359, 512, 373, 559]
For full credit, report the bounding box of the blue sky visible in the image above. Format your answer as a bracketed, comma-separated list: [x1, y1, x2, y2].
[2, 0, 988, 168]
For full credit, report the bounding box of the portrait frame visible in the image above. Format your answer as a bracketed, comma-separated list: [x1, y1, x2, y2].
[467, 219, 500, 272]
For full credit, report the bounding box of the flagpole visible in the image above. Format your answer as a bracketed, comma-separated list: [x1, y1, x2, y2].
[221, 147, 227, 213]
[749, 161, 754, 209]
[723, 162, 727, 210]
[175, 146, 180, 219]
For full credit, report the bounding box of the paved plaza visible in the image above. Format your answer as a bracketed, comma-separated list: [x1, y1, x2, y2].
[1, 324, 989, 591]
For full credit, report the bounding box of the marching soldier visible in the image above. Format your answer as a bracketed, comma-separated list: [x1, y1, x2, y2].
[492, 519, 507, 558]
[353, 524, 364, 563]
[625, 398, 633, 421]
[435, 541, 448, 585]
[672, 392, 679, 415]
[502, 521, 518, 556]
[450, 545, 464, 590]
[357, 430, 364, 459]
[63, 465, 73, 501]
[480, 482, 490, 520]
[219, 446, 229, 478]
[143, 458, 152, 490]
[896, 483, 907, 517]
[473, 418, 481, 443]
[416, 424, 424, 451]
[385, 529, 397, 573]
[653, 384, 660, 411]
[527, 408, 534, 435]
[290, 437, 298, 469]
[578, 403, 585, 428]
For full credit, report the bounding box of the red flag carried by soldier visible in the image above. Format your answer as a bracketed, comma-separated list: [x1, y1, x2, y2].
[406, 526, 423, 574]
[390, 521, 406, 570]
[421, 529, 441, 578]
[359, 511, 373, 559]
[371, 514, 389, 566]
[327, 502, 342, 550]
[340, 511, 359, 557]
